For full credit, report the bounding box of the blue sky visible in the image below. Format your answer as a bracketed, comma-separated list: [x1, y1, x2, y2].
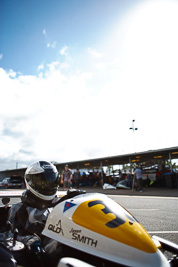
[0, 0, 178, 170]
[0, 0, 136, 74]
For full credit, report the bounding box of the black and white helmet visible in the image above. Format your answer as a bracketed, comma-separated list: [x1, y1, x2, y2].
[25, 161, 59, 201]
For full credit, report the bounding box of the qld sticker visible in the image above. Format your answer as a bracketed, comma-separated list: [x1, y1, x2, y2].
[63, 201, 76, 212]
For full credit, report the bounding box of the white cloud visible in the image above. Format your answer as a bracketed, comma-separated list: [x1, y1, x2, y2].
[7, 69, 17, 78]
[42, 29, 57, 49]
[88, 47, 102, 59]
[37, 63, 44, 71]
[42, 28, 47, 37]
[0, 61, 95, 169]
[60, 45, 69, 56]
[47, 41, 57, 48]
[0, 54, 3, 60]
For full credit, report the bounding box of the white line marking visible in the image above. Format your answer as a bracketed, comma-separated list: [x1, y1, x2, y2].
[0, 190, 66, 197]
[108, 195, 178, 200]
[148, 231, 178, 234]
[129, 209, 159, 211]
[0, 191, 23, 196]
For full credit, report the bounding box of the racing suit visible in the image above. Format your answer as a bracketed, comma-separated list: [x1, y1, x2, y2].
[7, 190, 62, 267]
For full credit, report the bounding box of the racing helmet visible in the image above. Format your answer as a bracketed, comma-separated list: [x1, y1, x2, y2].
[25, 161, 59, 201]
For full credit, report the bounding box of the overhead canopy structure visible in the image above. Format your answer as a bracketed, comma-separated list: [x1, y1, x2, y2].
[0, 146, 178, 179]
[55, 146, 178, 170]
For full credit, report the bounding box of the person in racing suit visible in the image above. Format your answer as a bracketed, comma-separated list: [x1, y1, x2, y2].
[7, 161, 63, 267]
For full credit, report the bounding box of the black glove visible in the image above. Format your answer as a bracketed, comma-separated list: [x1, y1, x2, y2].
[26, 235, 41, 251]
[67, 188, 86, 196]
[26, 235, 45, 267]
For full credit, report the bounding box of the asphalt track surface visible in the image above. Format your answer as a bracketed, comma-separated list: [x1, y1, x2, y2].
[0, 187, 178, 247]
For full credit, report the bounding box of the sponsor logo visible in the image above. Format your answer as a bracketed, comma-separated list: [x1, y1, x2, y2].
[63, 201, 77, 212]
[69, 228, 81, 234]
[72, 233, 97, 247]
[42, 165, 52, 169]
[48, 220, 64, 235]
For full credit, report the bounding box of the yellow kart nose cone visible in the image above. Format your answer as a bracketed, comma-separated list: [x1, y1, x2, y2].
[72, 199, 157, 253]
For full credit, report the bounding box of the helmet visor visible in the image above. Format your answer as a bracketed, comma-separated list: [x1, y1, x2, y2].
[26, 170, 59, 196]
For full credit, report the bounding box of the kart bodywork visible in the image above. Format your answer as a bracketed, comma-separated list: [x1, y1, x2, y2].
[0, 191, 178, 267]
